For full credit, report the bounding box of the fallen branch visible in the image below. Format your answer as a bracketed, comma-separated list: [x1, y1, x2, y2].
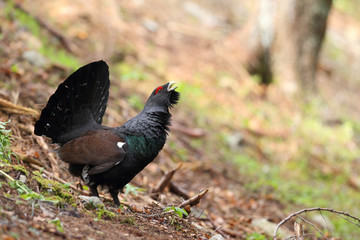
[17, 153, 43, 167]
[273, 207, 360, 239]
[152, 164, 182, 194]
[205, 214, 229, 239]
[177, 188, 208, 208]
[0, 98, 39, 118]
[169, 181, 190, 199]
[136, 189, 208, 218]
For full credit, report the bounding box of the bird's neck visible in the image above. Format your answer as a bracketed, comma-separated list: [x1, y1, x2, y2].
[118, 111, 171, 159]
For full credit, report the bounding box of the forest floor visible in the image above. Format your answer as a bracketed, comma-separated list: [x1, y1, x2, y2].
[1, 0, 360, 239]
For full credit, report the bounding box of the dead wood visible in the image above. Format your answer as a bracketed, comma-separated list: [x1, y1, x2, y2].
[17, 153, 43, 167]
[169, 181, 190, 199]
[205, 215, 229, 239]
[177, 188, 208, 208]
[152, 164, 182, 194]
[0, 98, 39, 118]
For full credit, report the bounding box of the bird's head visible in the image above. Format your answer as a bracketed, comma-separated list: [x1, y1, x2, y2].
[143, 81, 180, 113]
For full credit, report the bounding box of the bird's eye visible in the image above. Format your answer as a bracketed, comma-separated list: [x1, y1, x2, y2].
[155, 86, 163, 95]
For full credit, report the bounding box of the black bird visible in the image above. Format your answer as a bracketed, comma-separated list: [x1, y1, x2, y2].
[34, 60, 180, 205]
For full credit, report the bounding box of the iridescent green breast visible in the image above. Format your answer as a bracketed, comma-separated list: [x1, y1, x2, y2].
[126, 135, 166, 159]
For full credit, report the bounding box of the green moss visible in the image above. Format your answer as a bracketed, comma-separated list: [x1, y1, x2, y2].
[31, 171, 74, 204]
[122, 216, 136, 225]
[12, 165, 28, 176]
[1, 164, 28, 176]
[95, 205, 115, 220]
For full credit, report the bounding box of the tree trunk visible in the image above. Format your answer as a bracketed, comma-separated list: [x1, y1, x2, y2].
[239, 0, 332, 98]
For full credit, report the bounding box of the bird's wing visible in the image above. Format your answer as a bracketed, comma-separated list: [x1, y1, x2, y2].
[58, 129, 127, 175]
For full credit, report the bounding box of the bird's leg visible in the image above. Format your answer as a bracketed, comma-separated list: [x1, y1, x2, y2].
[90, 185, 99, 197]
[109, 188, 120, 206]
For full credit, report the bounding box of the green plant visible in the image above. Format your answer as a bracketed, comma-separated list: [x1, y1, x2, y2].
[124, 184, 146, 196]
[95, 205, 115, 220]
[61, 182, 71, 191]
[164, 206, 189, 219]
[122, 216, 136, 225]
[0, 168, 60, 204]
[246, 232, 267, 240]
[49, 218, 64, 233]
[0, 120, 17, 163]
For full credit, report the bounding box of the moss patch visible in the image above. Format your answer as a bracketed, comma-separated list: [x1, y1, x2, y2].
[1, 164, 28, 176]
[31, 171, 74, 204]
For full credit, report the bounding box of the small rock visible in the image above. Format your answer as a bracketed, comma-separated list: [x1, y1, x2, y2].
[226, 132, 245, 151]
[252, 218, 291, 237]
[19, 175, 27, 183]
[22, 50, 47, 67]
[79, 195, 104, 207]
[210, 234, 225, 240]
[143, 19, 159, 32]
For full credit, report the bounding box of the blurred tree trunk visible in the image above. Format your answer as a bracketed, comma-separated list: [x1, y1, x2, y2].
[239, 0, 332, 98]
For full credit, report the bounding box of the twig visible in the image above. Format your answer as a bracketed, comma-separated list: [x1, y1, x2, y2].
[16, 153, 43, 167]
[0, 98, 39, 118]
[29, 163, 81, 191]
[169, 181, 190, 199]
[152, 164, 182, 194]
[177, 188, 208, 208]
[137, 189, 208, 218]
[273, 207, 360, 239]
[206, 213, 228, 239]
[297, 216, 328, 240]
[34, 135, 60, 177]
[0, 168, 29, 194]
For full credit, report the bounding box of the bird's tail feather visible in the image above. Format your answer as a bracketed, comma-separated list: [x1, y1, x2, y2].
[34, 60, 110, 144]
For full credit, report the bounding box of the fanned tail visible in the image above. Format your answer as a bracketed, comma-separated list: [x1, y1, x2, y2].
[34, 60, 110, 144]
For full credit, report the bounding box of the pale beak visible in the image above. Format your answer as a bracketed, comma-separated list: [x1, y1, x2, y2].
[167, 81, 177, 91]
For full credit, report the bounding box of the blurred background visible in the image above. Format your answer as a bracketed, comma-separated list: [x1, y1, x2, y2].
[1, 0, 360, 239]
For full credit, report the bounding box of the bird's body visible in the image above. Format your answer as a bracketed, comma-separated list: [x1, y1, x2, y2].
[34, 60, 179, 205]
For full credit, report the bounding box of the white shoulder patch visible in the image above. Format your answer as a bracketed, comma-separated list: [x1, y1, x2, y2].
[117, 142, 125, 149]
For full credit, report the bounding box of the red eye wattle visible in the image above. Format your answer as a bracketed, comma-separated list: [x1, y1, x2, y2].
[155, 86, 163, 94]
